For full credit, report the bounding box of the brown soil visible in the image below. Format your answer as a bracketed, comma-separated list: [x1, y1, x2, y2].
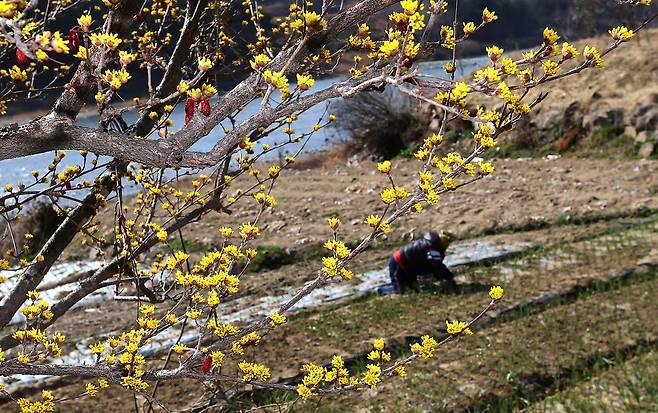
[471, 28, 658, 129]
[89, 157, 657, 256]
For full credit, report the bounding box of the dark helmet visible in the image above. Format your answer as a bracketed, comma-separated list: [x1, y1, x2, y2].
[423, 231, 440, 246]
[424, 230, 453, 251]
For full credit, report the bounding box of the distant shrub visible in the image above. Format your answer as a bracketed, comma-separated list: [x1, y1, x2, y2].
[330, 89, 430, 159]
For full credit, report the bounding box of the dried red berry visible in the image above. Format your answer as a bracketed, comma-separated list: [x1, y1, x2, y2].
[16, 48, 29, 69]
[64, 181, 72, 190]
[395, 21, 408, 32]
[134, 13, 144, 24]
[184, 98, 195, 125]
[200, 98, 211, 116]
[402, 56, 414, 68]
[68, 29, 80, 54]
[202, 356, 212, 373]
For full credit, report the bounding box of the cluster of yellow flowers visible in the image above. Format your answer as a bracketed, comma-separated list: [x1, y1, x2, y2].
[435, 82, 470, 107]
[11, 326, 66, 363]
[89, 33, 122, 50]
[19, 291, 53, 322]
[102, 69, 131, 90]
[297, 355, 359, 399]
[276, 4, 328, 37]
[268, 312, 287, 327]
[36, 31, 70, 54]
[239, 360, 271, 381]
[410, 335, 438, 359]
[380, 186, 410, 204]
[87, 329, 149, 391]
[16, 390, 56, 413]
[364, 214, 391, 234]
[446, 320, 473, 335]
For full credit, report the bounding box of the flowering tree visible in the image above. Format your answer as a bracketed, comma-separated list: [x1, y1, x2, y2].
[0, 0, 654, 410]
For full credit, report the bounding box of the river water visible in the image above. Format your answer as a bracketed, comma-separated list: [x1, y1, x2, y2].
[0, 56, 489, 186]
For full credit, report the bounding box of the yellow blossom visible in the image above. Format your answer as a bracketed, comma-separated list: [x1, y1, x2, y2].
[78, 13, 92, 31]
[297, 383, 314, 399]
[482, 7, 497, 23]
[239, 223, 260, 240]
[394, 365, 407, 377]
[18, 352, 30, 364]
[362, 364, 382, 388]
[379, 39, 399, 58]
[451, 82, 470, 102]
[473, 66, 501, 83]
[119, 51, 137, 65]
[263, 70, 288, 90]
[86, 382, 98, 397]
[156, 229, 167, 241]
[380, 188, 397, 204]
[463, 21, 476, 35]
[9, 66, 28, 82]
[198, 56, 214, 72]
[542, 60, 560, 76]
[478, 161, 495, 175]
[322, 257, 339, 277]
[446, 319, 473, 335]
[489, 285, 504, 300]
[377, 160, 392, 174]
[269, 312, 286, 327]
[250, 53, 270, 70]
[177, 81, 189, 94]
[584, 46, 604, 68]
[364, 215, 390, 233]
[561, 42, 580, 59]
[543, 27, 560, 45]
[609, 26, 634, 42]
[74, 46, 87, 60]
[410, 334, 438, 358]
[440, 25, 455, 49]
[499, 57, 518, 75]
[486, 45, 504, 62]
[172, 343, 189, 354]
[296, 73, 314, 91]
[328, 217, 341, 230]
[373, 338, 385, 350]
[303, 11, 327, 31]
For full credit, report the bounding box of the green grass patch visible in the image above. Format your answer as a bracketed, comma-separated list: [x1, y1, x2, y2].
[227, 223, 658, 411]
[167, 237, 207, 253]
[526, 351, 658, 413]
[248, 245, 297, 272]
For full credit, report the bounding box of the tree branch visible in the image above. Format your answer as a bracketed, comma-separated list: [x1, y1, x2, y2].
[0, 172, 115, 329]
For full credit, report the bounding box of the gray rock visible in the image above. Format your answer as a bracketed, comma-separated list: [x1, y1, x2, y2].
[635, 108, 658, 131]
[582, 108, 624, 130]
[564, 101, 582, 127]
[638, 142, 655, 158]
[636, 131, 649, 143]
[538, 110, 561, 130]
[629, 103, 653, 120]
[623, 125, 637, 139]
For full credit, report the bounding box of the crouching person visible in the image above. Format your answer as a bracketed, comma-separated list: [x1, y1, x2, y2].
[388, 231, 457, 293]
